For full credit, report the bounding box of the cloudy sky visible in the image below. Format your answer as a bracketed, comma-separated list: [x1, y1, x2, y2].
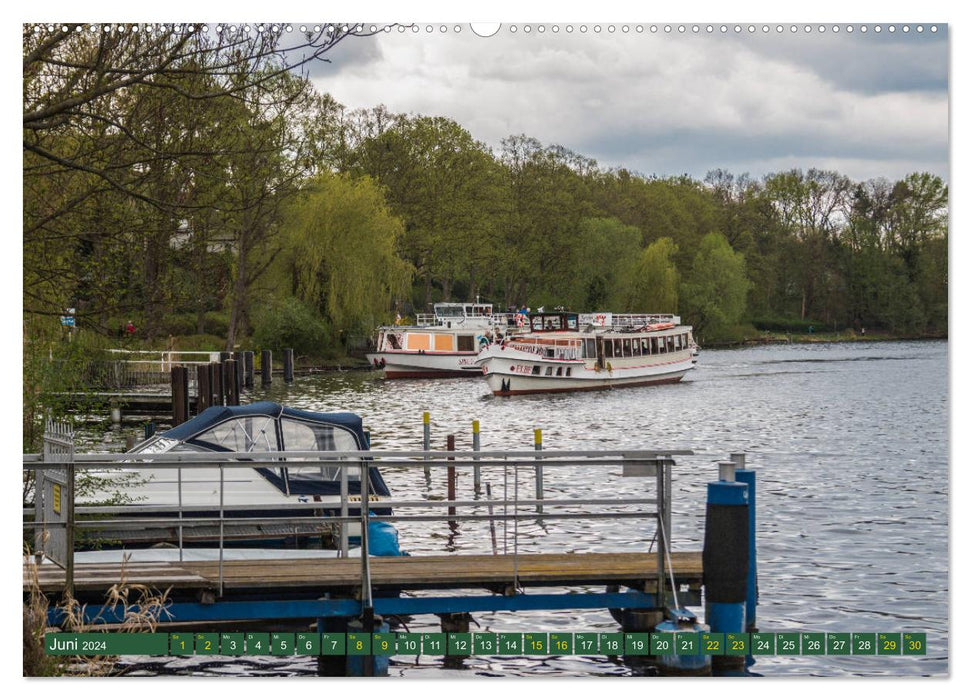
[306, 22, 948, 183]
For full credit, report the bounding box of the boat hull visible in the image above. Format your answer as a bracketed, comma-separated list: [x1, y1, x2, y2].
[366, 351, 483, 379]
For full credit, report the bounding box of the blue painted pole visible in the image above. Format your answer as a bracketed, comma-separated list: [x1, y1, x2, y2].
[732, 453, 758, 634]
[704, 461, 749, 675]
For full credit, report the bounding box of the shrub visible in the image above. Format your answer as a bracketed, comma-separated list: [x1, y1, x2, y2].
[251, 297, 332, 357]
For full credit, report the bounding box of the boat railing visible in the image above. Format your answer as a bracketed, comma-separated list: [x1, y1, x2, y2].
[507, 338, 583, 361]
[24, 446, 697, 603]
[579, 313, 681, 330]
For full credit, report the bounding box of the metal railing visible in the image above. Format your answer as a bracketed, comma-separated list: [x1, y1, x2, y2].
[23, 448, 690, 602]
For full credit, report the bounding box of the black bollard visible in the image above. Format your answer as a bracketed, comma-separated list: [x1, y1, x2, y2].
[283, 348, 294, 383]
[196, 364, 211, 414]
[224, 359, 239, 406]
[214, 362, 226, 407]
[260, 349, 272, 387]
[232, 351, 244, 398]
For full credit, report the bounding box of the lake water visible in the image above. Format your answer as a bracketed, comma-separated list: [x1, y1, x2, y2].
[107, 340, 948, 677]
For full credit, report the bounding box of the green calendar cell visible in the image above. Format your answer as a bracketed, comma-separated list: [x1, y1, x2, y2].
[827, 633, 851, 656]
[575, 633, 599, 655]
[777, 633, 800, 655]
[169, 632, 193, 656]
[422, 633, 447, 655]
[271, 633, 294, 655]
[193, 633, 218, 655]
[878, 633, 901, 655]
[750, 632, 775, 655]
[675, 632, 699, 655]
[397, 633, 422, 655]
[725, 632, 749, 656]
[651, 633, 675, 655]
[295, 632, 320, 655]
[498, 633, 522, 655]
[903, 633, 926, 656]
[599, 633, 624, 655]
[347, 633, 371, 655]
[448, 633, 472, 656]
[245, 633, 270, 655]
[549, 633, 573, 655]
[624, 633, 650, 656]
[524, 633, 548, 655]
[801, 633, 825, 656]
[320, 633, 346, 655]
[473, 633, 497, 655]
[220, 633, 244, 656]
[700, 632, 724, 656]
[853, 633, 877, 655]
[372, 633, 396, 656]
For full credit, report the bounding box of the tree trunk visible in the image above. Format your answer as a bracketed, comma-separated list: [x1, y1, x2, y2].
[226, 232, 248, 351]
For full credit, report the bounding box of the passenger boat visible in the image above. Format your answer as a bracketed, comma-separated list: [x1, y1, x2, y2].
[84, 401, 398, 551]
[366, 302, 516, 378]
[475, 311, 697, 396]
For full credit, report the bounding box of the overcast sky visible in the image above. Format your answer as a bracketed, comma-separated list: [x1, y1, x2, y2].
[306, 23, 948, 184]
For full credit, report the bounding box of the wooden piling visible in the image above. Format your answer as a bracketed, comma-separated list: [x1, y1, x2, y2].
[171, 366, 189, 426]
[244, 351, 255, 389]
[283, 348, 294, 383]
[233, 351, 244, 398]
[224, 359, 239, 406]
[214, 362, 225, 407]
[447, 434, 456, 524]
[260, 349, 272, 387]
[534, 428, 544, 514]
[218, 361, 229, 406]
[196, 364, 211, 414]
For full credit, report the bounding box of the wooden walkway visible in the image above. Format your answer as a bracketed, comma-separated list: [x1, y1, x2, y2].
[25, 552, 703, 598]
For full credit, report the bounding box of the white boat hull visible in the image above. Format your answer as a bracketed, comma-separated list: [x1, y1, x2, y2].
[477, 346, 694, 395]
[366, 351, 483, 378]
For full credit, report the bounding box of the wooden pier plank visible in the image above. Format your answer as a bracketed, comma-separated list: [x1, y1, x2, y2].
[25, 551, 702, 595]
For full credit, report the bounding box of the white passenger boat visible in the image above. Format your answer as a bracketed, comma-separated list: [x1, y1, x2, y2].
[475, 311, 698, 396]
[366, 302, 516, 378]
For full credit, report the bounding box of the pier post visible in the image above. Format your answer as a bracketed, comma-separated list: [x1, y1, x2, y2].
[440, 612, 472, 668]
[704, 461, 749, 675]
[731, 453, 758, 640]
[171, 366, 189, 426]
[260, 349, 272, 387]
[422, 411, 431, 479]
[109, 402, 122, 428]
[217, 361, 228, 406]
[224, 359, 239, 406]
[283, 348, 294, 383]
[447, 434, 457, 526]
[232, 351, 244, 398]
[244, 351, 255, 389]
[196, 364, 211, 415]
[472, 420, 481, 496]
[219, 351, 231, 363]
[534, 428, 544, 514]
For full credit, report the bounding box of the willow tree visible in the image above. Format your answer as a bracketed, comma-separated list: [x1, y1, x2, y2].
[624, 237, 680, 313]
[278, 173, 413, 340]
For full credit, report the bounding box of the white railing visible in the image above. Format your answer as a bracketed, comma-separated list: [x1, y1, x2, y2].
[507, 338, 583, 361]
[106, 349, 221, 372]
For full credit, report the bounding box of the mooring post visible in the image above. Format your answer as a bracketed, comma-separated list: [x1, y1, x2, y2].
[440, 612, 472, 668]
[224, 359, 239, 406]
[704, 460, 749, 675]
[171, 366, 189, 426]
[472, 420, 482, 496]
[217, 361, 228, 406]
[447, 434, 457, 525]
[731, 453, 758, 640]
[422, 411, 431, 479]
[243, 351, 254, 389]
[232, 351, 244, 398]
[196, 364, 211, 415]
[219, 351, 231, 363]
[260, 349, 272, 387]
[534, 428, 544, 514]
[283, 348, 294, 383]
[109, 401, 121, 428]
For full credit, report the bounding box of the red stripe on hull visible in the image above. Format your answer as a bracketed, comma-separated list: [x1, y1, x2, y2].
[492, 374, 685, 396]
[384, 369, 480, 379]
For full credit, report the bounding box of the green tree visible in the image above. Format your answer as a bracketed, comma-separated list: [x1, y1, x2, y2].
[681, 232, 749, 339]
[276, 173, 413, 341]
[624, 237, 680, 313]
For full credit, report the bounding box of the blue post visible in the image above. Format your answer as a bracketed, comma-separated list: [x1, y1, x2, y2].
[704, 461, 749, 675]
[732, 453, 758, 635]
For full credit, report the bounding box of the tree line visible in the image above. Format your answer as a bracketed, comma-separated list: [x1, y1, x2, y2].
[24, 24, 948, 361]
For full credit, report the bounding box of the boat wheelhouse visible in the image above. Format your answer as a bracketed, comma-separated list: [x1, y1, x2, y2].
[367, 302, 516, 378]
[86, 401, 392, 549]
[475, 311, 697, 396]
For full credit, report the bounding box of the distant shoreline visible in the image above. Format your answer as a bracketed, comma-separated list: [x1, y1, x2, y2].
[702, 331, 947, 349]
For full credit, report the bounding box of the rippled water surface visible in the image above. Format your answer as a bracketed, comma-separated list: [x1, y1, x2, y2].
[110, 340, 948, 677]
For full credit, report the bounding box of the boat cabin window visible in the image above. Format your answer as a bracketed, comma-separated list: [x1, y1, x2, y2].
[457, 335, 475, 352]
[282, 419, 363, 480]
[641, 338, 650, 355]
[623, 339, 632, 356]
[583, 339, 597, 358]
[545, 367, 553, 376]
[532, 365, 541, 375]
[632, 338, 641, 356]
[191, 415, 279, 452]
[613, 339, 623, 357]
[406, 333, 430, 351]
[604, 340, 614, 358]
[653, 337, 662, 354]
[667, 336, 675, 352]
[556, 367, 563, 376]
